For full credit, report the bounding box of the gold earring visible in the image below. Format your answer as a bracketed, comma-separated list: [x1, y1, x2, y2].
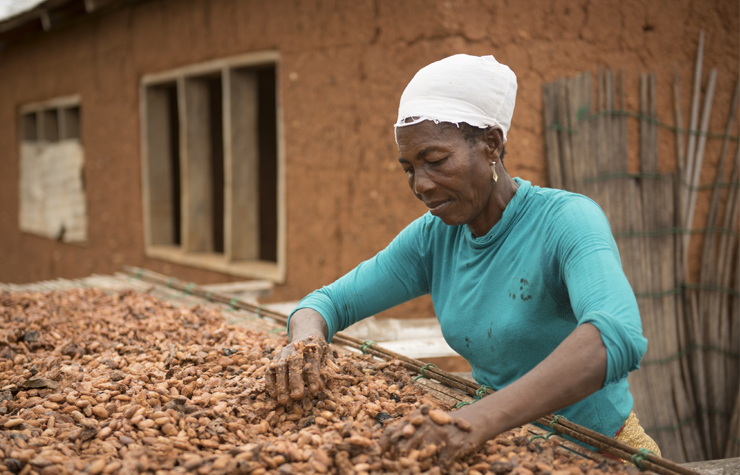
[491, 162, 498, 182]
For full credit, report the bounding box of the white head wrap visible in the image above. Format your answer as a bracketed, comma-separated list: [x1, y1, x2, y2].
[394, 54, 517, 144]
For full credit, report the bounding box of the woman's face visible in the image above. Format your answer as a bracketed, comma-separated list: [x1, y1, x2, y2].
[397, 121, 502, 229]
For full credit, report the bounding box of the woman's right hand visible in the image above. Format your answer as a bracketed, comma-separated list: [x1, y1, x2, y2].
[264, 308, 330, 405]
[265, 334, 330, 404]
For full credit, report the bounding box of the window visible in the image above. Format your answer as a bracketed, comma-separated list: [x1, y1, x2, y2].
[140, 52, 284, 281]
[18, 96, 86, 243]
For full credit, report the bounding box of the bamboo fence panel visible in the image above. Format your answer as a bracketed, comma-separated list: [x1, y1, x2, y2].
[695, 77, 740, 459]
[543, 53, 740, 459]
[540, 60, 735, 461]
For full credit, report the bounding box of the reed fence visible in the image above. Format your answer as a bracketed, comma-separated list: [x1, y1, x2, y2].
[542, 31, 740, 463]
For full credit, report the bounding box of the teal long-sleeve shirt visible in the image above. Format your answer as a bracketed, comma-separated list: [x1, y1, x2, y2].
[290, 178, 647, 442]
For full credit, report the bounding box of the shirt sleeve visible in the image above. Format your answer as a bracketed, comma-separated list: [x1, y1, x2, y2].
[288, 215, 432, 342]
[551, 196, 647, 386]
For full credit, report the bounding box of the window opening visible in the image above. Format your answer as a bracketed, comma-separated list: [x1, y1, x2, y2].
[61, 106, 81, 140]
[208, 75, 225, 254]
[166, 85, 181, 246]
[22, 113, 37, 141]
[257, 65, 278, 262]
[144, 82, 180, 247]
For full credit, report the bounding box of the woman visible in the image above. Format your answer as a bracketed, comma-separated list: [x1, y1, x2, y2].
[266, 54, 660, 461]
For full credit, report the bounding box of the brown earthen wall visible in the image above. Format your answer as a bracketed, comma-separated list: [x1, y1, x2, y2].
[0, 0, 738, 320]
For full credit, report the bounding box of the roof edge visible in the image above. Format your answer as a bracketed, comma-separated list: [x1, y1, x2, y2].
[0, 0, 147, 46]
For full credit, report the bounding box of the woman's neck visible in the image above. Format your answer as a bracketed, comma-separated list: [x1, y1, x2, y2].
[467, 171, 519, 238]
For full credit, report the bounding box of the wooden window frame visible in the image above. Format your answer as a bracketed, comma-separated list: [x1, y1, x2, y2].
[18, 95, 86, 243]
[20, 95, 82, 142]
[139, 51, 286, 282]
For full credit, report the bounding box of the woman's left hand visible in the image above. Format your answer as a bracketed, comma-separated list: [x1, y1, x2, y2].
[381, 324, 609, 466]
[380, 404, 484, 464]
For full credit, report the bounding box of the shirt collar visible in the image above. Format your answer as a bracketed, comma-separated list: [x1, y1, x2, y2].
[465, 177, 533, 249]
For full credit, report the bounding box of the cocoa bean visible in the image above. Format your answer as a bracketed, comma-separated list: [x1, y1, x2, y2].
[453, 417, 473, 432]
[429, 409, 452, 425]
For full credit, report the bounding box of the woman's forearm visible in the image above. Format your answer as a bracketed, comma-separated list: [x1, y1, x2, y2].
[289, 312, 607, 443]
[459, 322, 608, 440]
[288, 308, 329, 342]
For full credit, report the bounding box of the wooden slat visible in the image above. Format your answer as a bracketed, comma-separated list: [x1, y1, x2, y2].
[224, 67, 260, 261]
[180, 76, 215, 253]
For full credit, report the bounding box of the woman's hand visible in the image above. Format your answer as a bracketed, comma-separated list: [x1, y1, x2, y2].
[381, 323, 608, 464]
[265, 335, 330, 404]
[264, 308, 330, 405]
[380, 404, 484, 465]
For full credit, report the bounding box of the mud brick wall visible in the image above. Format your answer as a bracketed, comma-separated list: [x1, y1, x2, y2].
[0, 0, 738, 318]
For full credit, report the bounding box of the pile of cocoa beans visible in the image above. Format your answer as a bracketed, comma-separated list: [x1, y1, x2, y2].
[0, 289, 638, 475]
